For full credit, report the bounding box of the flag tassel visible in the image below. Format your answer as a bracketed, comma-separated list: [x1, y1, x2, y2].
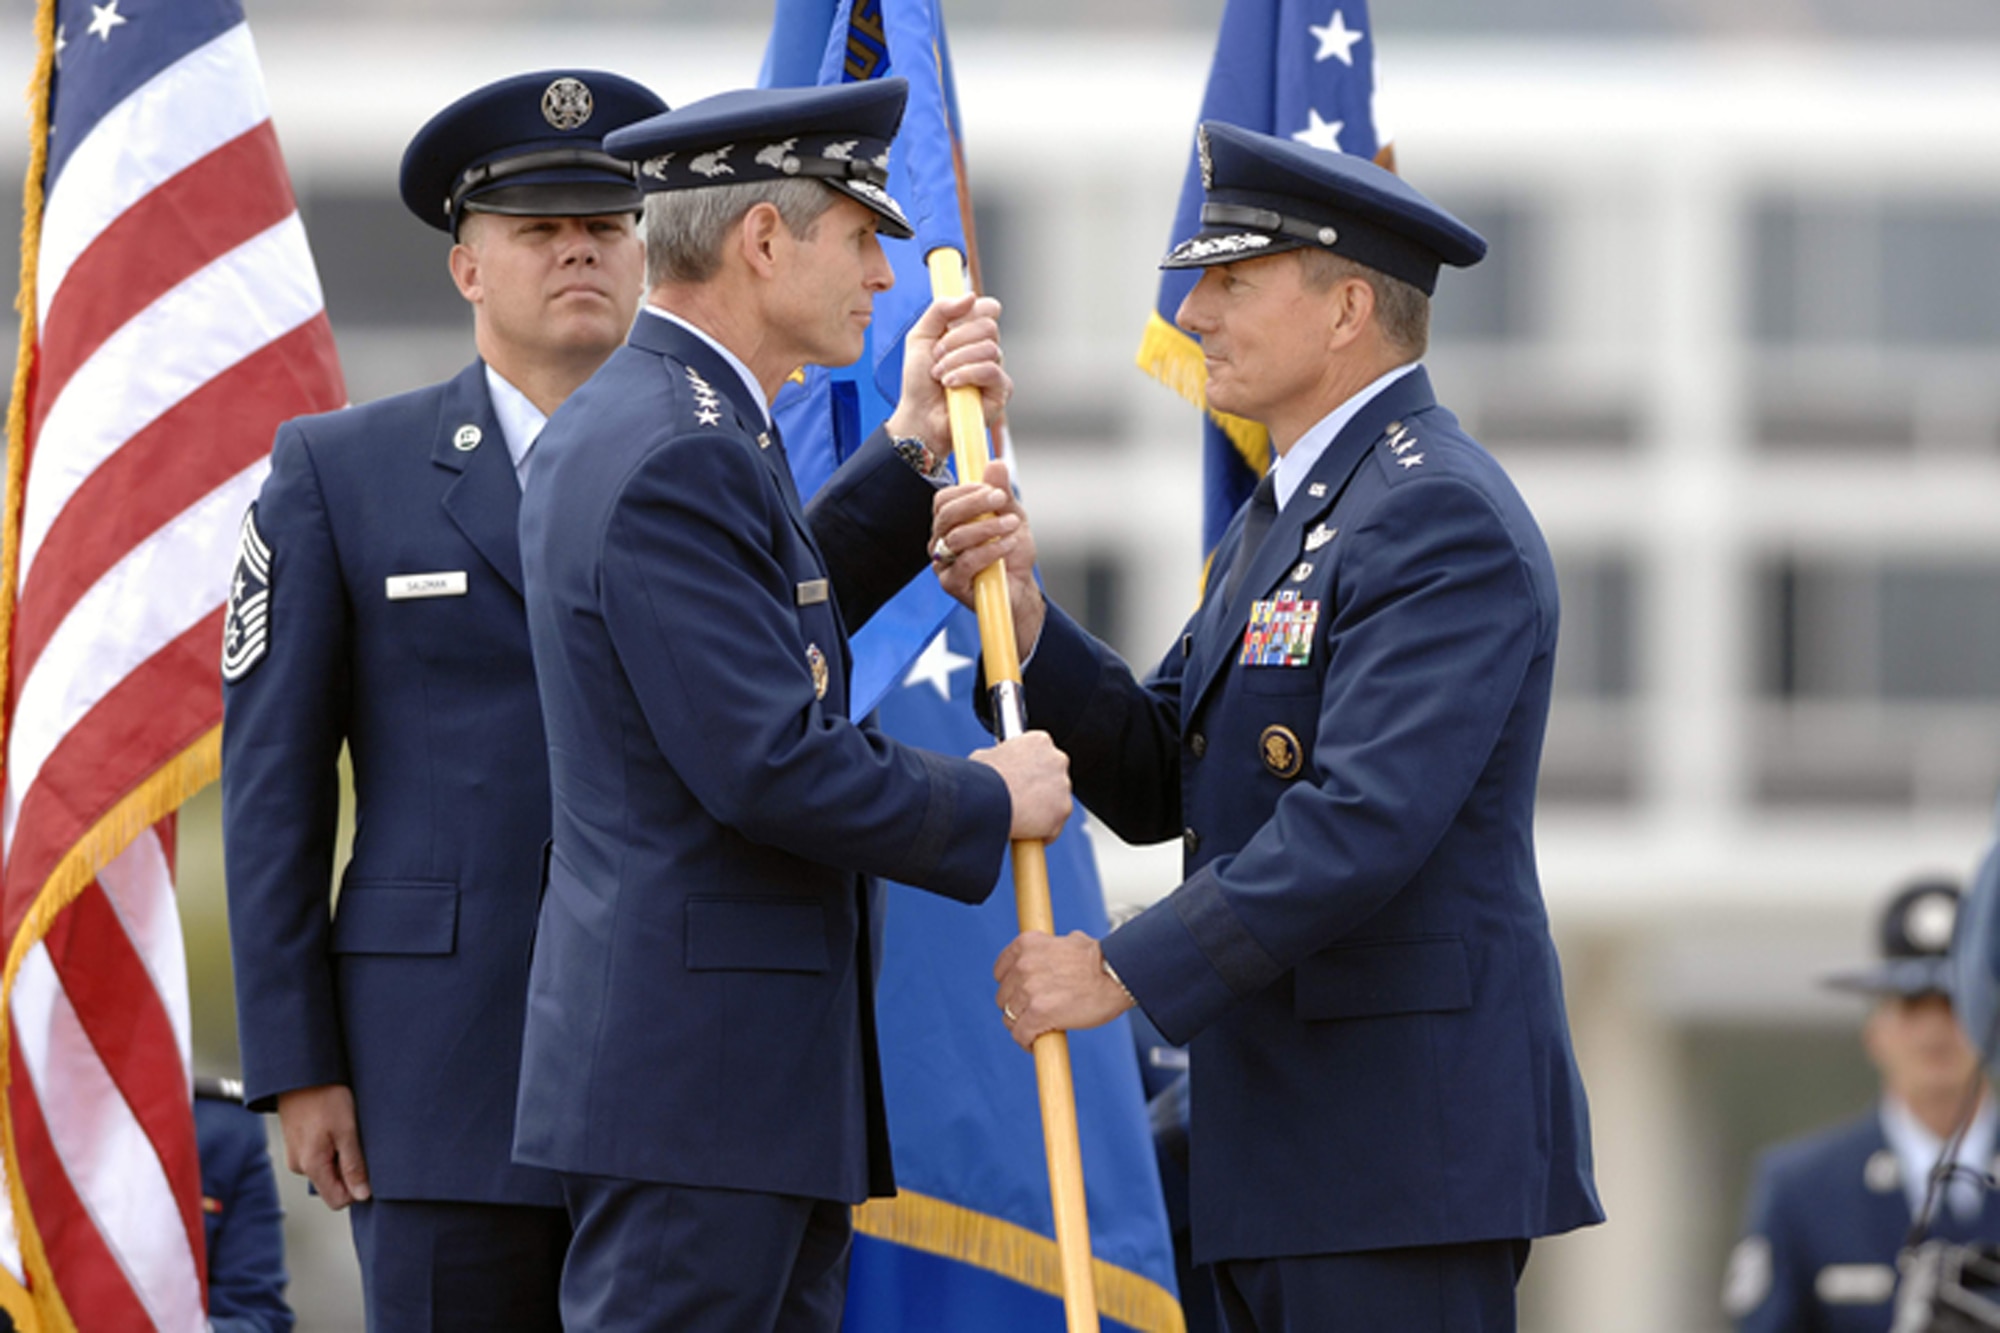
[927, 246, 1101, 1333]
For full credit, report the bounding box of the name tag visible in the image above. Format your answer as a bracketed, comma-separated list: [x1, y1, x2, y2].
[386, 572, 468, 601]
[796, 578, 829, 607]
[1815, 1263, 1894, 1304]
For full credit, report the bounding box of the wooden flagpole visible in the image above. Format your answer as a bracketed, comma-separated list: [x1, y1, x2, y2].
[926, 246, 1101, 1333]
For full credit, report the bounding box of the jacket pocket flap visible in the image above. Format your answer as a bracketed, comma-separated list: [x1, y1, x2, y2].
[686, 898, 828, 973]
[330, 882, 458, 956]
[1295, 935, 1471, 1020]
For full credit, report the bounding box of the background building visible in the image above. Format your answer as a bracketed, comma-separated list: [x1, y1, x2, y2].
[7, 3, 2000, 1327]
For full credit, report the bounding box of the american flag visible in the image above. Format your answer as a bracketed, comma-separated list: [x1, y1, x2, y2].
[0, 0, 344, 1326]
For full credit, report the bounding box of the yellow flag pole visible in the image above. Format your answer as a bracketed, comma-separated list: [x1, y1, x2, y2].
[927, 246, 1101, 1333]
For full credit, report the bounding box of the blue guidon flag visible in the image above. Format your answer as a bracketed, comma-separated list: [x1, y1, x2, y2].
[1136, 0, 1389, 564]
[763, 2, 1185, 1330]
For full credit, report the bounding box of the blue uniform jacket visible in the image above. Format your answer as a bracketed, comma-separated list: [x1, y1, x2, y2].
[222, 362, 560, 1205]
[1731, 1109, 2000, 1332]
[1016, 368, 1602, 1263]
[512, 312, 1014, 1204]
[196, 1096, 293, 1333]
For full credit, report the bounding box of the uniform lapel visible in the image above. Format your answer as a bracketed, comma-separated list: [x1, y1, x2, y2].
[1181, 368, 1438, 716]
[432, 361, 523, 598]
[628, 312, 817, 540]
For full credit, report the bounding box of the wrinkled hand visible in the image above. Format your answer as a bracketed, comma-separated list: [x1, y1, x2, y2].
[276, 1083, 371, 1210]
[994, 930, 1134, 1049]
[886, 294, 1010, 463]
[930, 459, 1044, 655]
[970, 730, 1071, 842]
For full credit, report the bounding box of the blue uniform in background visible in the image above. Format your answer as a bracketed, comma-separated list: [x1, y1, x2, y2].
[1731, 1109, 2000, 1332]
[196, 1083, 292, 1333]
[1018, 365, 1603, 1325]
[221, 362, 569, 1320]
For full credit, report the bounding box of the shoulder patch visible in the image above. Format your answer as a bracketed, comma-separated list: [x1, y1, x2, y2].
[221, 506, 272, 682]
[1721, 1236, 1771, 1318]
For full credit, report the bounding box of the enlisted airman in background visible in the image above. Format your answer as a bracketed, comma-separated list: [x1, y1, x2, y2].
[220, 69, 666, 1330]
[1728, 878, 2000, 1332]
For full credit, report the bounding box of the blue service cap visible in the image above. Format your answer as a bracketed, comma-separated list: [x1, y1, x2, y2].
[602, 78, 913, 240]
[1824, 878, 1962, 1000]
[1163, 121, 1486, 296]
[400, 70, 669, 235]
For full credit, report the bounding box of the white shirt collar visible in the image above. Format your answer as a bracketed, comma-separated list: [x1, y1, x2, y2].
[1272, 361, 1420, 513]
[1879, 1092, 1998, 1221]
[481, 364, 546, 489]
[643, 305, 771, 428]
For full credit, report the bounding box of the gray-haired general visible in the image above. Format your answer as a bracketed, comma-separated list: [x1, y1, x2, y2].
[220, 70, 664, 1330]
[510, 78, 1070, 1332]
[934, 120, 1604, 1331]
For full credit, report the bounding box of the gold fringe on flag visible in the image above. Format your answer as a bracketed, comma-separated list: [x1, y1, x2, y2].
[0, 2, 65, 1324]
[854, 1189, 1187, 1333]
[0, 729, 221, 1333]
[1133, 310, 1270, 480]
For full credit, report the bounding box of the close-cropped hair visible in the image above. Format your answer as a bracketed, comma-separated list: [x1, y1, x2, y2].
[1296, 248, 1430, 359]
[642, 179, 837, 286]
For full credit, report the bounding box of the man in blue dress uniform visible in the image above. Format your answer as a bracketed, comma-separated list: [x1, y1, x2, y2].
[220, 70, 666, 1330]
[1727, 879, 2000, 1331]
[935, 121, 1604, 1331]
[512, 79, 1071, 1333]
[195, 1076, 292, 1333]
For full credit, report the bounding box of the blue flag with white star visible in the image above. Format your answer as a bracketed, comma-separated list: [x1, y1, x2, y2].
[763, 3, 1183, 1329]
[1134, 0, 1387, 562]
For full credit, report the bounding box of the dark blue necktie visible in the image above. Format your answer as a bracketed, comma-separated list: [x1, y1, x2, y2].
[1220, 470, 1278, 608]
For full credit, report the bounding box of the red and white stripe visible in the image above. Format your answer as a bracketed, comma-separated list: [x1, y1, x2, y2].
[1, 16, 343, 1330]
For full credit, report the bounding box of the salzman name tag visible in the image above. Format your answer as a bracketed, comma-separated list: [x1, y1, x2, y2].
[796, 578, 830, 606]
[386, 572, 469, 601]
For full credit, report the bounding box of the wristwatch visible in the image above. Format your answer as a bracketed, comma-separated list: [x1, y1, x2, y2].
[892, 434, 949, 480]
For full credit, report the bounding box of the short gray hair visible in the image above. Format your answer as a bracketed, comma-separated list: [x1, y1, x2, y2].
[1296, 248, 1430, 359]
[642, 179, 837, 286]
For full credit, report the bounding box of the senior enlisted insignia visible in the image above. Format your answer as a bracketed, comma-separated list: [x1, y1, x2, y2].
[221, 507, 272, 682]
[1720, 1236, 1772, 1318]
[1239, 589, 1319, 667]
[453, 424, 482, 451]
[806, 643, 829, 700]
[1259, 725, 1304, 780]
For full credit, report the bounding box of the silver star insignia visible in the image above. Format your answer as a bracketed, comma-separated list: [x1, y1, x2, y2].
[1398, 453, 1424, 469]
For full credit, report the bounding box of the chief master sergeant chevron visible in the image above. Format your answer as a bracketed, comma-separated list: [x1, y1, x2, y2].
[512, 78, 1071, 1332]
[219, 70, 665, 1331]
[937, 121, 1604, 1332]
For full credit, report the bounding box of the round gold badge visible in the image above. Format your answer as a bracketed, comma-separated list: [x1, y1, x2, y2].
[1259, 724, 1303, 779]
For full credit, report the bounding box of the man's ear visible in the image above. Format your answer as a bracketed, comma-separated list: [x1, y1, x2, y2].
[1325, 274, 1377, 353]
[737, 201, 787, 279]
[448, 231, 482, 303]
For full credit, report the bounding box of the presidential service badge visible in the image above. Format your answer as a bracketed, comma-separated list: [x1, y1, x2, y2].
[1259, 725, 1303, 780]
[807, 643, 829, 700]
[221, 506, 272, 682]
